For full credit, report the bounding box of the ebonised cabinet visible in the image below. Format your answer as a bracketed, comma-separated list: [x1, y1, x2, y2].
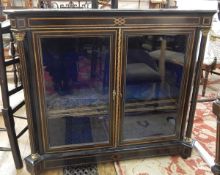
[4, 9, 215, 174]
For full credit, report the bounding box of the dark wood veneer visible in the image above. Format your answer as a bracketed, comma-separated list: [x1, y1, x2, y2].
[4, 9, 215, 175]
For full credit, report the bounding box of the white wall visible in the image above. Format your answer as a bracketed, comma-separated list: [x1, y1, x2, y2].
[177, 0, 218, 10]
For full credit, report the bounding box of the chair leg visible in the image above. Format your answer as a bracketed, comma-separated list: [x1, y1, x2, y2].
[0, 147, 11, 151]
[2, 108, 23, 169]
[202, 68, 210, 97]
[0, 128, 7, 131]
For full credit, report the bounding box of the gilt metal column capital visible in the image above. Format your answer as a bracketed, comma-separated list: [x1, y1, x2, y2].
[14, 32, 26, 42]
[201, 29, 209, 36]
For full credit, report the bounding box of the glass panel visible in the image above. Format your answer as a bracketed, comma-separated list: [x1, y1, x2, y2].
[41, 37, 111, 147]
[122, 34, 187, 141]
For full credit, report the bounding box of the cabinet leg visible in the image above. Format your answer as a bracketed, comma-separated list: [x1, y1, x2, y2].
[181, 137, 193, 159]
[181, 146, 193, 159]
[212, 165, 220, 175]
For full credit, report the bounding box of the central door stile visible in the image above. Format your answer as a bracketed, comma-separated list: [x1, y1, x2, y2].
[113, 28, 123, 147]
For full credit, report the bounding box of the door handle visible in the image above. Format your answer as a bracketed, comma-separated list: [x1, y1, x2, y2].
[113, 90, 116, 101]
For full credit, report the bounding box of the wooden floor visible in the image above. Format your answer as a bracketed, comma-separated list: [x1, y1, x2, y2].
[0, 107, 31, 175]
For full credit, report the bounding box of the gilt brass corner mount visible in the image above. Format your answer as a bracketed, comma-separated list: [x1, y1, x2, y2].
[31, 153, 40, 161]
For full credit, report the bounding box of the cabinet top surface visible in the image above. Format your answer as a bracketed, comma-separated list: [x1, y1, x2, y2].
[6, 8, 216, 30]
[4, 8, 217, 16]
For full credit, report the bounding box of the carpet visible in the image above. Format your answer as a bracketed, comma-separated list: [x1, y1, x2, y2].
[193, 101, 216, 157]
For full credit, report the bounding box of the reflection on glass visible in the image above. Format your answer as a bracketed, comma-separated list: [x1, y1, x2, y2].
[123, 35, 187, 141]
[41, 37, 111, 147]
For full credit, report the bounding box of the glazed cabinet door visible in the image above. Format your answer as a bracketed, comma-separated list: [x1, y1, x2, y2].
[32, 29, 117, 152]
[119, 29, 195, 145]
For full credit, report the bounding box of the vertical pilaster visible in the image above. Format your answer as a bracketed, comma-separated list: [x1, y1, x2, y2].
[14, 31, 38, 155]
[185, 28, 209, 139]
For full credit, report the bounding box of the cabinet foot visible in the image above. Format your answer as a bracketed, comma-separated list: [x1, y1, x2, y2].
[212, 165, 220, 175]
[181, 138, 194, 159]
[25, 154, 43, 175]
[181, 146, 192, 159]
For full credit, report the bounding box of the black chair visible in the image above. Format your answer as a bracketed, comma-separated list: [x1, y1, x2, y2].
[201, 12, 220, 97]
[0, 20, 28, 169]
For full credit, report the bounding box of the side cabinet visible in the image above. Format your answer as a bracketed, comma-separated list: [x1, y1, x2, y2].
[5, 9, 215, 175]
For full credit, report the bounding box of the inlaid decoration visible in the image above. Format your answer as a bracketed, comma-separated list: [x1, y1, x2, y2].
[114, 17, 126, 26]
[202, 17, 212, 26]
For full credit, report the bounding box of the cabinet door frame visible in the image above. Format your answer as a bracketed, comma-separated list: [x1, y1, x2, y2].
[31, 29, 118, 153]
[117, 28, 196, 146]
